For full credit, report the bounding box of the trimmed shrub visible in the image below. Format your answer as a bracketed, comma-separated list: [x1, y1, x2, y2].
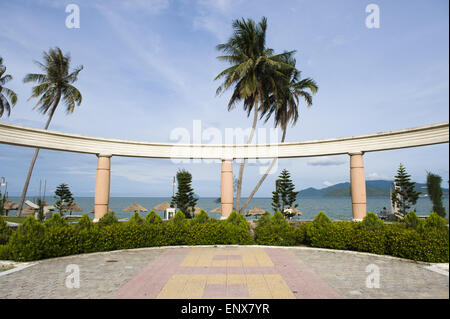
[359, 212, 384, 231]
[41, 224, 78, 258]
[305, 212, 332, 246]
[292, 222, 308, 245]
[6, 216, 46, 261]
[128, 212, 145, 225]
[350, 213, 386, 255]
[254, 212, 296, 246]
[44, 213, 68, 228]
[76, 214, 94, 230]
[165, 211, 189, 245]
[307, 221, 354, 250]
[191, 210, 210, 224]
[0, 215, 13, 245]
[145, 210, 163, 225]
[256, 212, 271, 228]
[0, 244, 10, 260]
[403, 211, 422, 230]
[97, 211, 119, 226]
[224, 211, 253, 245]
[186, 220, 226, 245]
[419, 212, 447, 232]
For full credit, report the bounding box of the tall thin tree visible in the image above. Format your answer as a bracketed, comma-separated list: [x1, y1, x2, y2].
[426, 172, 446, 217]
[215, 17, 294, 213]
[391, 163, 421, 219]
[17, 48, 83, 216]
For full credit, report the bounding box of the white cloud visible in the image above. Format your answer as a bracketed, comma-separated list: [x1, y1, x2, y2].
[197, 0, 236, 13]
[307, 156, 346, 166]
[119, 0, 170, 14]
[192, 0, 243, 41]
[366, 172, 391, 181]
[193, 15, 229, 42]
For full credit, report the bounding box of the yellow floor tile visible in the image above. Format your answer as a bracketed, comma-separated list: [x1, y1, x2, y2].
[211, 260, 227, 267]
[264, 274, 295, 299]
[227, 259, 243, 267]
[227, 274, 246, 285]
[206, 274, 226, 285]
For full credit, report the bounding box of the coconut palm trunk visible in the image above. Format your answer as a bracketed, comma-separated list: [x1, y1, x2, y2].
[239, 127, 287, 213]
[235, 105, 259, 212]
[17, 94, 61, 216]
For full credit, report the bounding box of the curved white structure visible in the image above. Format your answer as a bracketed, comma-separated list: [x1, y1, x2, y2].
[0, 122, 448, 159]
[0, 121, 448, 221]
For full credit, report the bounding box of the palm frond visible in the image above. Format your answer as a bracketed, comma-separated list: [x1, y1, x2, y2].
[1, 87, 18, 106]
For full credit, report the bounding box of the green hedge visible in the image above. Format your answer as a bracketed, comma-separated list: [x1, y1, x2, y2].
[253, 211, 449, 263]
[0, 211, 448, 263]
[0, 210, 253, 262]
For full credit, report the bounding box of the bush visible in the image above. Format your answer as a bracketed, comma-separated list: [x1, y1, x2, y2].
[6, 216, 46, 261]
[254, 212, 296, 246]
[76, 214, 94, 230]
[191, 210, 210, 224]
[359, 212, 384, 231]
[145, 211, 163, 225]
[97, 212, 119, 226]
[44, 213, 68, 228]
[256, 212, 271, 228]
[165, 211, 189, 245]
[403, 211, 422, 230]
[419, 212, 447, 232]
[128, 212, 145, 225]
[292, 222, 308, 245]
[224, 211, 253, 245]
[305, 212, 332, 246]
[0, 215, 13, 245]
[2, 210, 447, 263]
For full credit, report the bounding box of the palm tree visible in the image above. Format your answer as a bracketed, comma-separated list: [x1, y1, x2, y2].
[215, 17, 294, 212]
[17, 47, 83, 216]
[239, 56, 318, 213]
[0, 57, 18, 117]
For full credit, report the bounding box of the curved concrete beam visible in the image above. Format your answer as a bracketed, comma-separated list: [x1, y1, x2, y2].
[0, 121, 448, 159]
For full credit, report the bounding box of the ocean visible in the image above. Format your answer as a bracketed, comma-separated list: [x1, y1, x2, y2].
[7, 196, 449, 220]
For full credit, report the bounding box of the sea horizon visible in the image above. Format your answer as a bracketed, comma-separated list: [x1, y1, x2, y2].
[6, 195, 449, 221]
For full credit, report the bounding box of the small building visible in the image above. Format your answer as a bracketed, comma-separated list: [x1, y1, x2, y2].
[164, 207, 176, 220]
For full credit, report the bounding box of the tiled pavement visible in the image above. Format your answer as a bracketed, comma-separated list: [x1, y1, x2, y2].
[112, 247, 340, 299]
[0, 246, 448, 299]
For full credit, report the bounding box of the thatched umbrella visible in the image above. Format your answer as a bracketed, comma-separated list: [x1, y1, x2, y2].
[244, 206, 265, 217]
[288, 206, 302, 216]
[210, 206, 222, 213]
[153, 201, 171, 211]
[187, 206, 204, 215]
[2, 200, 19, 217]
[64, 202, 83, 216]
[21, 206, 38, 215]
[123, 203, 148, 213]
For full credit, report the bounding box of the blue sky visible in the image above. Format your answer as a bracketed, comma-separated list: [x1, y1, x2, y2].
[0, 0, 448, 197]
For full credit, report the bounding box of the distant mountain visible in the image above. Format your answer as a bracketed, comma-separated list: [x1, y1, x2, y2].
[298, 180, 449, 197]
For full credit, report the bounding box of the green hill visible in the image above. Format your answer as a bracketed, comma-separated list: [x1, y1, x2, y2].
[298, 180, 449, 197]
